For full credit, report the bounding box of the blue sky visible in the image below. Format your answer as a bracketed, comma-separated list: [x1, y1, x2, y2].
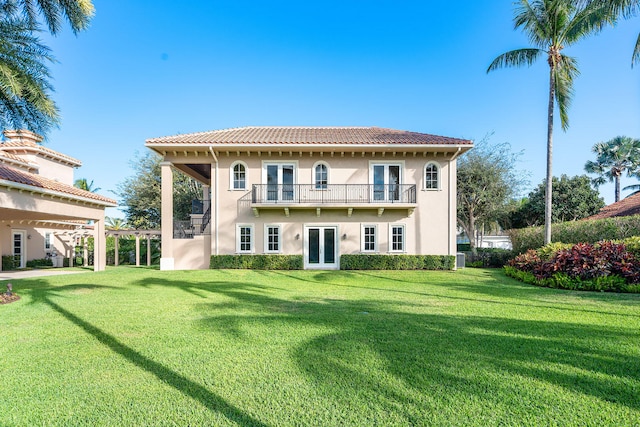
[40, 1, 640, 217]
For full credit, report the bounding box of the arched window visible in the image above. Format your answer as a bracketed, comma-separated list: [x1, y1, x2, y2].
[231, 162, 247, 190]
[424, 162, 439, 190]
[314, 162, 328, 190]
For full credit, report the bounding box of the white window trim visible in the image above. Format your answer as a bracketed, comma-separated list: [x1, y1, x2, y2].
[261, 160, 299, 184]
[360, 224, 378, 253]
[389, 224, 406, 253]
[44, 232, 53, 251]
[368, 160, 405, 185]
[236, 224, 254, 254]
[230, 161, 248, 191]
[312, 161, 330, 190]
[423, 161, 441, 191]
[264, 224, 282, 254]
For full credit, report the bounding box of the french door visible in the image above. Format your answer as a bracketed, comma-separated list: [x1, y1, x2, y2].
[372, 164, 401, 202]
[12, 231, 26, 269]
[266, 164, 295, 202]
[305, 226, 338, 269]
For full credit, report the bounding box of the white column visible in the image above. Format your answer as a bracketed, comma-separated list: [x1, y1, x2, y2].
[146, 236, 151, 266]
[160, 161, 175, 270]
[83, 237, 88, 267]
[93, 217, 106, 272]
[135, 234, 140, 267]
[114, 235, 119, 266]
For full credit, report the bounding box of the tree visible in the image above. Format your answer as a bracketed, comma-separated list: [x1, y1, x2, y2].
[457, 136, 527, 252]
[510, 174, 605, 228]
[0, 17, 58, 134]
[488, 0, 611, 245]
[74, 177, 101, 193]
[116, 152, 202, 229]
[584, 136, 640, 202]
[2, 0, 94, 34]
[582, 0, 640, 66]
[105, 216, 128, 230]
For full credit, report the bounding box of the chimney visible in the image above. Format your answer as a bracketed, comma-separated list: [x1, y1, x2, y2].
[3, 129, 43, 145]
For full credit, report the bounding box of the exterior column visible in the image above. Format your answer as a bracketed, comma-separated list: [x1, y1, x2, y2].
[93, 216, 106, 271]
[83, 237, 88, 267]
[114, 235, 119, 266]
[135, 234, 140, 267]
[160, 161, 174, 270]
[146, 236, 151, 266]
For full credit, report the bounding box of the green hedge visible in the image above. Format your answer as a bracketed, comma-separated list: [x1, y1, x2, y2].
[463, 248, 513, 268]
[508, 215, 640, 254]
[26, 258, 54, 268]
[340, 254, 455, 270]
[210, 255, 303, 270]
[504, 266, 640, 293]
[2, 255, 18, 271]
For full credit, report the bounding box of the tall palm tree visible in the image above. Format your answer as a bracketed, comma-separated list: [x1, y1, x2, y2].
[2, 0, 94, 34]
[0, 17, 58, 134]
[74, 177, 101, 192]
[105, 216, 128, 230]
[582, 0, 640, 66]
[488, 0, 611, 244]
[584, 136, 640, 202]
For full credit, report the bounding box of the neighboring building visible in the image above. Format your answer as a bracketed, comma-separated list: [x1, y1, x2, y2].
[0, 130, 117, 271]
[146, 126, 473, 270]
[586, 192, 640, 220]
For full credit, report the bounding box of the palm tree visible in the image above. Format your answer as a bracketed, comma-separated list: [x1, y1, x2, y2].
[105, 216, 128, 230]
[488, 0, 611, 244]
[74, 177, 101, 192]
[2, 0, 95, 34]
[0, 17, 58, 134]
[584, 136, 640, 202]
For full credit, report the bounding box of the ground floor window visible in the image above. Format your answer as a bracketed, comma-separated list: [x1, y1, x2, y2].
[45, 232, 52, 251]
[265, 225, 281, 253]
[361, 224, 377, 252]
[237, 225, 254, 253]
[390, 225, 405, 252]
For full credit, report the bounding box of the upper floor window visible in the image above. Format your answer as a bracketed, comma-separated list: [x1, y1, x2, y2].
[314, 162, 328, 190]
[424, 162, 439, 190]
[231, 161, 247, 190]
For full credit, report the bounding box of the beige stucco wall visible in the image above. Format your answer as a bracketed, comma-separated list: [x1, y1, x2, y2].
[174, 235, 211, 270]
[18, 154, 76, 185]
[206, 153, 455, 257]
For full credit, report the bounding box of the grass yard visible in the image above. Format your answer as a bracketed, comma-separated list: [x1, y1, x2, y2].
[1, 267, 639, 426]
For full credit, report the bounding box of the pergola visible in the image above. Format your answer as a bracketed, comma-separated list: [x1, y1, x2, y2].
[105, 229, 161, 267]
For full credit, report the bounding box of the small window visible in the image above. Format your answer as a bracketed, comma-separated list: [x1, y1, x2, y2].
[265, 225, 281, 253]
[314, 163, 328, 190]
[231, 162, 247, 190]
[44, 232, 52, 251]
[390, 225, 405, 252]
[237, 225, 253, 253]
[424, 162, 439, 190]
[361, 225, 377, 252]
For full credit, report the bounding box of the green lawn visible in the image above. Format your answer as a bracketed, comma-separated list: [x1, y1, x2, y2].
[1, 267, 639, 426]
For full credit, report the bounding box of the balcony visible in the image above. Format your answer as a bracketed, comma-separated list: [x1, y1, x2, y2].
[241, 184, 417, 217]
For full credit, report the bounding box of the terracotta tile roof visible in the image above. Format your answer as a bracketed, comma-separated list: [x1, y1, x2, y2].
[0, 150, 36, 169]
[0, 139, 82, 166]
[146, 126, 473, 147]
[586, 192, 640, 220]
[0, 164, 116, 206]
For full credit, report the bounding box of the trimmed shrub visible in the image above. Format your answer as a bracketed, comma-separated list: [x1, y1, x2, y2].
[210, 255, 303, 270]
[464, 248, 513, 268]
[2, 255, 17, 271]
[505, 241, 640, 292]
[508, 215, 640, 254]
[456, 243, 471, 252]
[340, 254, 455, 270]
[26, 258, 53, 268]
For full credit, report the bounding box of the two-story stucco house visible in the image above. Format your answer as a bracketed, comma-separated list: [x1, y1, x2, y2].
[146, 126, 473, 270]
[0, 130, 116, 271]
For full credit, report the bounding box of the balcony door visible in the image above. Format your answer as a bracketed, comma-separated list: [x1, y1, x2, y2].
[265, 163, 295, 202]
[372, 164, 401, 202]
[304, 226, 338, 270]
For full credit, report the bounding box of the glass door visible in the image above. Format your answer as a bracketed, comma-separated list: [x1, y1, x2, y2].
[265, 164, 295, 202]
[305, 226, 338, 269]
[372, 164, 401, 202]
[12, 231, 25, 269]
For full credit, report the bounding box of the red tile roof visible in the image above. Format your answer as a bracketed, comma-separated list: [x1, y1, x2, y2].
[146, 126, 472, 146]
[0, 164, 116, 205]
[0, 138, 82, 166]
[586, 192, 640, 220]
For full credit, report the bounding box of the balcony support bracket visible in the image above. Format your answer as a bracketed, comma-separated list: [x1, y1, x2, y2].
[377, 208, 384, 217]
[252, 207, 260, 218]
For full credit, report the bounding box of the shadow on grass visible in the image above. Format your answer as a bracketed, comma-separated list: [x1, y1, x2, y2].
[136, 274, 640, 417]
[23, 279, 270, 427]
